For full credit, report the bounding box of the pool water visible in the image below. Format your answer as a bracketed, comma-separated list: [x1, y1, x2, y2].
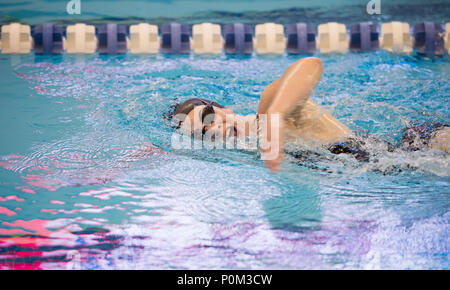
[0, 51, 448, 269]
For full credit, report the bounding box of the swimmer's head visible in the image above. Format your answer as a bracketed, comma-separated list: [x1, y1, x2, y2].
[168, 98, 241, 138]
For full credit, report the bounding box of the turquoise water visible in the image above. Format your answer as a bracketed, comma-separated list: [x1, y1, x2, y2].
[1, 0, 449, 25]
[0, 52, 448, 269]
[0, 0, 449, 270]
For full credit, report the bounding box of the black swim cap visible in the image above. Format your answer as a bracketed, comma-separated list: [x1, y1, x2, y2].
[167, 98, 224, 129]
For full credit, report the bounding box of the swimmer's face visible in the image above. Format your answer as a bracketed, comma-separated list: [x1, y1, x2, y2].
[178, 105, 243, 139]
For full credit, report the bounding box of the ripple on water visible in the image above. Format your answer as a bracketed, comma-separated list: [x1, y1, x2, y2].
[0, 51, 448, 269]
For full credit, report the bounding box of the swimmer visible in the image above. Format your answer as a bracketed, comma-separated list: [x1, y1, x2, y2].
[167, 57, 449, 172]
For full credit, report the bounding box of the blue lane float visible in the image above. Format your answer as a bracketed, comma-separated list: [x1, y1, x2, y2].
[223, 23, 253, 55]
[2, 21, 450, 56]
[286, 23, 315, 54]
[32, 24, 64, 54]
[98, 24, 127, 54]
[349, 22, 379, 52]
[161, 23, 191, 54]
[413, 22, 445, 58]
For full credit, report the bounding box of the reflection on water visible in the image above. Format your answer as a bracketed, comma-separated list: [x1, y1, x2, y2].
[0, 51, 448, 269]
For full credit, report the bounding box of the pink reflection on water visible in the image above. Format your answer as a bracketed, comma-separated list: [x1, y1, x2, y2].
[21, 174, 59, 191]
[0, 218, 120, 270]
[0, 195, 25, 202]
[40, 209, 57, 215]
[15, 186, 36, 194]
[0, 142, 167, 269]
[0, 206, 16, 216]
[177, 219, 375, 268]
[1, 143, 166, 193]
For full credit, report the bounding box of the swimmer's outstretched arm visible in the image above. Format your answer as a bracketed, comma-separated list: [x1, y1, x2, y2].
[259, 57, 323, 116]
[258, 57, 323, 172]
[258, 78, 281, 115]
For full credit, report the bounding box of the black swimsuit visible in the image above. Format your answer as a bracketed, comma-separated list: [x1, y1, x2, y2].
[328, 138, 371, 162]
[304, 122, 448, 163]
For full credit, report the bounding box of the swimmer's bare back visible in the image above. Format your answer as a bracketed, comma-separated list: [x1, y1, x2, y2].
[257, 57, 352, 171]
[430, 127, 450, 153]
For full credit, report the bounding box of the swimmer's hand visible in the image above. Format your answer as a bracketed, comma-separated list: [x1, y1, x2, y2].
[260, 112, 284, 172]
